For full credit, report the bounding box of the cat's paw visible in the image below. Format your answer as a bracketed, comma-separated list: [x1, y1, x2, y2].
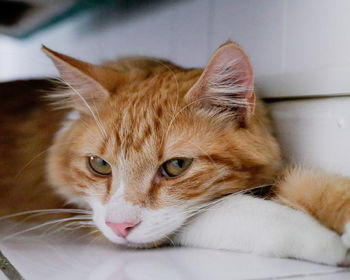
[341, 222, 350, 248]
[317, 235, 349, 266]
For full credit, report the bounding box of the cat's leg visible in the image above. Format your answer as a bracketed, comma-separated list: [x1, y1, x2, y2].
[275, 167, 350, 234]
[174, 194, 350, 266]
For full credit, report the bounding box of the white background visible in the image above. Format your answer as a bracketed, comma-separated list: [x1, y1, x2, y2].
[2, 0, 350, 98]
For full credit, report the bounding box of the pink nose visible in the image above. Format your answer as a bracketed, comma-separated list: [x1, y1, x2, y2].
[105, 221, 137, 238]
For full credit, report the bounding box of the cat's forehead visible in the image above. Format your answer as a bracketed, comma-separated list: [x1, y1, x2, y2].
[117, 72, 189, 109]
[99, 71, 200, 159]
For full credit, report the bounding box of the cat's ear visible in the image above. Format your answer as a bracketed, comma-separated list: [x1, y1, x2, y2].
[185, 41, 255, 125]
[42, 45, 120, 112]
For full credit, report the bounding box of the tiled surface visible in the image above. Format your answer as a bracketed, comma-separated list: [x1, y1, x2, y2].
[1, 225, 350, 280]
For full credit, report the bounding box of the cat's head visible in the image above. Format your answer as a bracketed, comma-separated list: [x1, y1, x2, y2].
[43, 42, 281, 247]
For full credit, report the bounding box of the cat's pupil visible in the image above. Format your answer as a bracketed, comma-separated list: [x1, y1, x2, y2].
[175, 159, 184, 168]
[94, 157, 108, 167]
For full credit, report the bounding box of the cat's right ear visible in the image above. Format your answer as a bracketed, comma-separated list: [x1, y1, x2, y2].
[42, 45, 121, 113]
[185, 41, 255, 126]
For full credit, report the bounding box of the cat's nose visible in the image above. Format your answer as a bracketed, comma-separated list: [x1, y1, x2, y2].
[105, 221, 138, 238]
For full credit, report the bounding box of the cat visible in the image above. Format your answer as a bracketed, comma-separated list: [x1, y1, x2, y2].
[1, 41, 350, 266]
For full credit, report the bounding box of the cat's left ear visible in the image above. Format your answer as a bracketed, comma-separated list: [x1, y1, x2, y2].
[185, 41, 255, 125]
[42, 45, 121, 112]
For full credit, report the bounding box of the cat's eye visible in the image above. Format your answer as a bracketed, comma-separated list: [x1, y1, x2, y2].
[161, 158, 193, 178]
[88, 156, 112, 175]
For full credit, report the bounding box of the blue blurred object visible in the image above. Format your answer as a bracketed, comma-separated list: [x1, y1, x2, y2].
[0, 0, 125, 38]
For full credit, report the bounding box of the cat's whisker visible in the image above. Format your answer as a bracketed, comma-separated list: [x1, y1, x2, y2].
[39, 221, 82, 236]
[42, 220, 94, 236]
[72, 228, 100, 243]
[160, 98, 197, 148]
[182, 139, 221, 173]
[43, 215, 92, 231]
[84, 232, 105, 247]
[14, 141, 75, 180]
[0, 208, 92, 221]
[67, 224, 96, 231]
[161, 95, 248, 147]
[60, 78, 108, 140]
[2, 216, 93, 241]
[152, 58, 180, 115]
[15, 213, 90, 226]
[164, 235, 176, 247]
[181, 184, 273, 220]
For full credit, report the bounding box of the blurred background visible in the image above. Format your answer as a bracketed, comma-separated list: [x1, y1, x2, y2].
[1, 0, 350, 174]
[2, 0, 350, 98]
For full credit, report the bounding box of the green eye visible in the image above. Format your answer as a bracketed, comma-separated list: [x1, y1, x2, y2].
[88, 156, 112, 175]
[161, 158, 193, 178]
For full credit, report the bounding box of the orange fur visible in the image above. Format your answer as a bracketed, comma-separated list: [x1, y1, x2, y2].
[274, 167, 350, 234]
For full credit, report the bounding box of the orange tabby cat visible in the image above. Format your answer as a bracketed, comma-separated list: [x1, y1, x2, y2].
[1, 41, 350, 265]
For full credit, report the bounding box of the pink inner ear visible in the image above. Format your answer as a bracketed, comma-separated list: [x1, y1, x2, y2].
[210, 45, 254, 96]
[200, 43, 256, 115]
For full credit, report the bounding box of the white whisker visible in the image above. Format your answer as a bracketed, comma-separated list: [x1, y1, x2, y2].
[62, 79, 108, 139]
[2, 216, 92, 241]
[0, 209, 91, 221]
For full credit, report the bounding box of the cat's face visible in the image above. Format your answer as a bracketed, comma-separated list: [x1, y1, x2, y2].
[44, 42, 281, 247]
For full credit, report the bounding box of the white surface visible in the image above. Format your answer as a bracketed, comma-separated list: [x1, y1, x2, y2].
[2, 0, 350, 97]
[1, 230, 350, 280]
[268, 96, 350, 176]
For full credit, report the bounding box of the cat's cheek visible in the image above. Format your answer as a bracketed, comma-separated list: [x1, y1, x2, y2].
[126, 206, 187, 245]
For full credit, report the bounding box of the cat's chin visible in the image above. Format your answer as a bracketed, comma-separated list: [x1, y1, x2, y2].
[96, 225, 177, 249]
[101, 232, 172, 249]
[123, 238, 169, 249]
[102, 238, 169, 249]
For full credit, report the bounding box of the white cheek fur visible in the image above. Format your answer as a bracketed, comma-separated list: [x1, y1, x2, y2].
[127, 206, 187, 244]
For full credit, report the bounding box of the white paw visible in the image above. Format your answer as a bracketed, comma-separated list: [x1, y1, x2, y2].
[297, 230, 349, 266]
[341, 222, 350, 248]
[336, 250, 350, 267]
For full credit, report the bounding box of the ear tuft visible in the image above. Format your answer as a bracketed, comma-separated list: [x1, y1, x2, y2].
[186, 41, 255, 125]
[42, 45, 121, 113]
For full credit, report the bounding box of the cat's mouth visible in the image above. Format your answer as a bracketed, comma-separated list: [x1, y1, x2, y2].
[110, 227, 177, 249]
[93, 216, 182, 249]
[90, 198, 187, 249]
[97, 226, 175, 249]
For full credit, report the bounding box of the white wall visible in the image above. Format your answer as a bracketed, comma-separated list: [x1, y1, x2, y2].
[268, 97, 350, 176]
[2, 0, 350, 98]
